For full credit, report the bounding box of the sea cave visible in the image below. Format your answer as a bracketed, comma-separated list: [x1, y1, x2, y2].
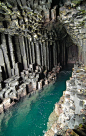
[0, 0, 86, 136]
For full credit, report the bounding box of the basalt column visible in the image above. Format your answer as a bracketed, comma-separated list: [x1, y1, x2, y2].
[14, 35, 22, 64]
[35, 40, 41, 66]
[49, 44, 52, 71]
[53, 42, 56, 66]
[43, 41, 47, 68]
[8, 35, 15, 69]
[31, 41, 35, 64]
[61, 43, 64, 66]
[57, 41, 60, 64]
[24, 37, 29, 67]
[28, 39, 32, 64]
[1, 34, 11, 78]
[0, 49, 7, 80]
[45, 41, 48, 69]
[55, 42, 58, 66]
[46, 41, 49, 71]
[61, 43, 65, 66]
[19, 36, 27, 69]
[82, 39, 86, 65]
[40, 40, 44, 66]
[58, 40, 63, 66]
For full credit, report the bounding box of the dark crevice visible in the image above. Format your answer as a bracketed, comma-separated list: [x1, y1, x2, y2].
[3, 21, 7, 29]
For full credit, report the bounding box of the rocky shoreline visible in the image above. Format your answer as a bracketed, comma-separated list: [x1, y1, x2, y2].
[0, 64, 61, 114]
[45, 63, 86, 136]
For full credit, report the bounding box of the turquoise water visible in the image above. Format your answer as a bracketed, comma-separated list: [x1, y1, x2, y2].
[0, 64, 73, 136]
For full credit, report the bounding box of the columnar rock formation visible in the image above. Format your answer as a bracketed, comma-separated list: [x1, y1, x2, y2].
[0, 0, 82, 114]
[45, 63, 86, 136]
[59, 0, 86, 64]
[0, 0, 86, 135]
[45, 0, 86, 135]
[0, 1, 78, 89]
[0, 0, 69, 112]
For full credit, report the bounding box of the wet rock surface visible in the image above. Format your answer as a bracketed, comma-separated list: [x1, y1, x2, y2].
[45, 63, 86, 136]
[45, 1, 86, 135]
[0, 64, 61, 113]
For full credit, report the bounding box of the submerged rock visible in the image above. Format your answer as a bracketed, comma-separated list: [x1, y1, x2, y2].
[47, 110, 58, 130]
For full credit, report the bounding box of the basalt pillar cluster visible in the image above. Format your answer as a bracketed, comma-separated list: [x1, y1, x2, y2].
[0, 0, 78, 112]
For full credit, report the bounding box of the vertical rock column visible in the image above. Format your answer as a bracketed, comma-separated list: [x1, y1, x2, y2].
[19, 36, 27, 69]
[55, 41, 58, 65]
[25, 37, 29, 66]
[83, 52, 86, 65]
[14, 35, 22, 63]
[8, 35, 15, 68]
[35, 39, 41, 65]
[0, 49, 7, 79]
[1, 34, 11, 77]
[53, 42, 56, 66]
[46, 41, 49, 70]
[79, 40, 83, 63]
[57, 41, 60, 63]
[31, 41, 35, 64]
[49, 44, 52, 71]
[82, 39, 86, 65]
[51, 9, 54, 20]
[43, 41, 47, 68]
[0, 66, 2, 90]
[28, 39, 32, 64]
[40, 40, 44, 66]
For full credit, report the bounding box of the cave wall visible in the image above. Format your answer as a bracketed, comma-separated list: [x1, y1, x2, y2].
[0, 0, 79, 90]
[59, 0, 86, 65]
[67, 45, 78, 63]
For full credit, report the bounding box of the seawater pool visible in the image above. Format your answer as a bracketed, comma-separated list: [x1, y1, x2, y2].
[0, 64, 73, 136]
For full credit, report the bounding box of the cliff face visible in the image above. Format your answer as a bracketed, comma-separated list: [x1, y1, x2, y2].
[45, 1, 86, 136]
[45, 64, 86, 136]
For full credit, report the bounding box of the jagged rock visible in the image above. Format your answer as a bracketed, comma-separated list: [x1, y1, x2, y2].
[45, 64, 86, 136]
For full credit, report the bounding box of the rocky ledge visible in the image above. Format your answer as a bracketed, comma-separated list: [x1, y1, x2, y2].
[0, 64, 61, 114]
[45, 63, 86, 136]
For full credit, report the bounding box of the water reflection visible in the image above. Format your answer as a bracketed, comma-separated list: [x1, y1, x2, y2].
[0, 84, 55, 135]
